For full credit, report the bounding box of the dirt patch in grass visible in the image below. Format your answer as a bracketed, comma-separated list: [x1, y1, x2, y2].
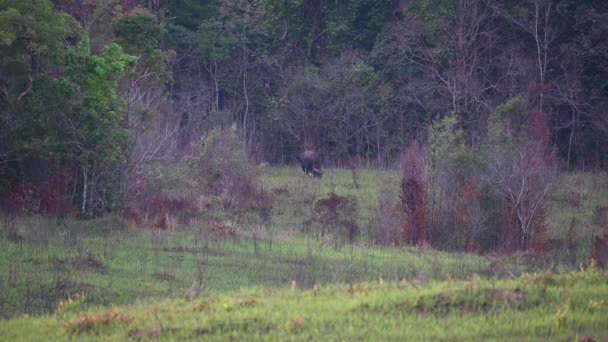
[130, 327, 185, 340]
[49, 252, 108, 273]
[162, 246, 227, 256]
[129, 327, 166, 339]
[21, 280, 95, 316]
[152, 272, 175, 282]
[64, 308, 133, 334]
[194, 318, 273, 336]
[271, 185, 289, 196]
[415, 288, 530, 315]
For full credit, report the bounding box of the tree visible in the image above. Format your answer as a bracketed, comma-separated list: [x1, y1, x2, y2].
[113, 8, 178, 183]
[483, 142, 554, 250]
[483, 96, 556, 251]
[0, 0, 80, 189]
[63, 38, 136, 215]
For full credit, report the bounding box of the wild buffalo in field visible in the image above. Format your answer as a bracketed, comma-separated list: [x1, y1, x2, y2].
[297, 150, 324, 178]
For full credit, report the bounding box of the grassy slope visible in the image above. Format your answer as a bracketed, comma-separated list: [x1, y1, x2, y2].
[1, 268, 607, 341]
[0, 217, 503, 318]
[0, 167, 607, 338]
[2, 167, 508, 319]
[545, 172, 608, 258]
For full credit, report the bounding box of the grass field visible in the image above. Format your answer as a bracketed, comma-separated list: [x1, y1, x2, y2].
[1, 268, 606, 340]
[0, 215, 513, 319]
[0, 167, 607, 339]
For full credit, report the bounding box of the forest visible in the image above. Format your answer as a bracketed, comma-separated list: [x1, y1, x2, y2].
[1, 0, 608, 340]
[1, 0, 608, 217]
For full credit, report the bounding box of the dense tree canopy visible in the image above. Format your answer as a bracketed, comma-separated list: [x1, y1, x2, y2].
[1, 0, 607, 216]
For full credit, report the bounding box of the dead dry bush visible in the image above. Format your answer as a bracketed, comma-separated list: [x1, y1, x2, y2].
[592, 233, 608, 269]
[126, 126, 271, 228]
[313, 192, 359, 246]
[400, 142, 430, 246]
[593, 206, 608, 227]
[210, 220, 240, 239]
[0, 161, 73, 220]
[369, 176, 403, 246]
[50, 252, 107, 273]
[188, 126, 272, 223]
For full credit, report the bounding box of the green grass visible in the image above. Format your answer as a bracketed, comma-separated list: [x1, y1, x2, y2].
[261, 166, 400, 228]
[0, 215, 509, 319]
[545, 172, 608, 257]
[1, 268, 606, 341]
[0, 167, 607, 339]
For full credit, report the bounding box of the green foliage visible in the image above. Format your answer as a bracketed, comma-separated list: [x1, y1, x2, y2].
[14, 75, 77, 161]
[64, 38, 135, 165]
[0, 0, 79, 65]
[0, 0, 81, 191]
[195, 18, 238, 62]
[489, 95, 529, 144]
[403, 0, 454, 39]
[168, 0, 219, 31]
[429, 113, 465, 168]
[112, 8, 165, 54]
[112, 9, 174, 86]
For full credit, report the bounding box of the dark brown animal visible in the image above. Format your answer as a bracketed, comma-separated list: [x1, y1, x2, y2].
[297, 151, 324, 178]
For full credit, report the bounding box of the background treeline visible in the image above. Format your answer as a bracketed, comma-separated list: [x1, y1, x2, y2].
[1, 0, 607, 219]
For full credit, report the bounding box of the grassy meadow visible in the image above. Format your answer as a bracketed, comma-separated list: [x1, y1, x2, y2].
[1, 268, 607, 340]
[0, 167, 607, 340]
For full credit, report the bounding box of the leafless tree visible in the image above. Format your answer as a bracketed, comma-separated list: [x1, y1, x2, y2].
[498, 0, 558, 112]
[553, 60, 589, 169]
[483, 142, 556, 250]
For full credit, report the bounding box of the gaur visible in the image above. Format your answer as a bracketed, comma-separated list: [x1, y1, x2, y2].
[297, 150, 324, 178]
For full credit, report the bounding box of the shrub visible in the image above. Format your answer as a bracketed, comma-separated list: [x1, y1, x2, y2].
[313, 192, 359, 246]
[189, 125, 271, 222]
[369, 175, 403, 246]
[401, 100, 556, 253]
[126, 125, 271, 227]
[399, 141, 430, 246]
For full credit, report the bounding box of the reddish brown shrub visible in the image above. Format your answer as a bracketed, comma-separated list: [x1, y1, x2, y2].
[0, 163, 74, 218]
[497, 199, 520, 252]
[314, 192, 358, 243]
[458, 183, 481, 252]
[591, 233, 608, 269]
[152, 272, 175, 282]
[593, 206, 608, 227]
[400, 142, 429, 245]
[155, 207, 169, 229]
[527, 109, 551, 152]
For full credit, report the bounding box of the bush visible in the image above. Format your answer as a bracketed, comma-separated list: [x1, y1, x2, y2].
[188, 125, 272, 223]
[424, 115, 496, 251]
[400, 141, 430, 246]
[369, 175, 403, 246]
[401, 99, 556, 253]
[126, 125, 271, 227]
[313, 192, 359, 247]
